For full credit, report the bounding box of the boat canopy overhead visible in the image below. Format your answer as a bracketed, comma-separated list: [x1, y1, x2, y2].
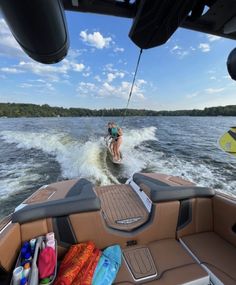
[1, 0, 236, 63]
[65, 0, 236, 46]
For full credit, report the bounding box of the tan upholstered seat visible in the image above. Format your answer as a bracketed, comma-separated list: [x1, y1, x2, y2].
[115, 239, 209, 284]
[181, 232, 236, 285]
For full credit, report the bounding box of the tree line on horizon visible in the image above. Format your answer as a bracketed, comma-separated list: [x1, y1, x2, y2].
[0, 103, 236, 117]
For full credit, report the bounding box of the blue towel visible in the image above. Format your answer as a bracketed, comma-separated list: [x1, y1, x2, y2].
[92, 245, 122, 285]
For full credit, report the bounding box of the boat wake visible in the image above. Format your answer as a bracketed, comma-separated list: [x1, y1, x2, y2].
[0, 127, 157, 196]
[0, 124, 236, 200]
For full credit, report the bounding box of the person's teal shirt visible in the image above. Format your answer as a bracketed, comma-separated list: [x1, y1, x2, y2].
[111, 127, 118, 138]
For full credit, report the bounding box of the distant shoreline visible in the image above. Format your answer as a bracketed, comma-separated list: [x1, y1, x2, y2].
[0, 103, 236, 117]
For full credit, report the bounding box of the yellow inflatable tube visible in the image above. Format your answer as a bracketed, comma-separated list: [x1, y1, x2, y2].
[219, 127, 236, 156]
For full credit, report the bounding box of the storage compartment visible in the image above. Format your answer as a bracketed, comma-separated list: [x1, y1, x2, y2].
[123, 246, 158, 282]
[11, 234, 57, 285]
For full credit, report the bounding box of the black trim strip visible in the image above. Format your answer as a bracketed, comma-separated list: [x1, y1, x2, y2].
[53, 216, 77, 248]
[228, 130, 236, 141]
[66, 178, 96, 198]
[177, 200, 192, 230]
[0, 266, 11, 284]
[232, 223, 236, 234]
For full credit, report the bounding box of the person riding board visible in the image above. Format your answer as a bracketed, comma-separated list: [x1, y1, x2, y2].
[106, 122, 114, 155]
[111, 122, 123, 161]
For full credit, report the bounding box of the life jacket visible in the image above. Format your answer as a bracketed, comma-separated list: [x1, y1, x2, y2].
[111, 127, 118, 138]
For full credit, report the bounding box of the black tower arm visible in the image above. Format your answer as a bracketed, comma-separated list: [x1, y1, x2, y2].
[1, 0, 236, 64]
[62, 0, 137, 18]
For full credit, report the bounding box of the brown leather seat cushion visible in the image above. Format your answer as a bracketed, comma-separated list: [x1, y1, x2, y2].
[181, 232, 236, 284]
[115, 239, 208, 284]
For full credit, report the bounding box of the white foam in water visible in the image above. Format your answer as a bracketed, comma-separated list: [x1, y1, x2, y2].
[120, 127, 236, 195]
[0, 162, 41, 198]
[0, 130, 118, 186]
[120, 126, 160, 174]
[1, 126, 236, 197]
[123, 142, 236, 196]
[122, 126, 157, 147]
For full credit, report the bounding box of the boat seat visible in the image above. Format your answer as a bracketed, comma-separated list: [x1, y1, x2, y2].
[132, 173, 215, 203]
[133, 173, 170, 187]
[65, 178, 97, 198]
[115, 239, 209, 284]
[12, 179, 101, 224]
[180, 232, 236, 285]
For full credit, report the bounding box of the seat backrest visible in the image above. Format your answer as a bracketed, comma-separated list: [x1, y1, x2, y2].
[12, 178, 101, 224]
[0, 223, 21, 272]
[177, 197, 213, 238]
[213, 194, 236, 247]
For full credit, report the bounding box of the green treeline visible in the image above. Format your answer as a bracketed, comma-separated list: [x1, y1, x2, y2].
[0, 103, 236, 117]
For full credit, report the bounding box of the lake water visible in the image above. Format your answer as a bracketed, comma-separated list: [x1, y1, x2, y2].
[0, 116, 236, 219]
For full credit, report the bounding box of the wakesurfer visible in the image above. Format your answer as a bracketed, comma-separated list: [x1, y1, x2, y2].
[106, 122, 114, 155]
[111, 122, 123, 161]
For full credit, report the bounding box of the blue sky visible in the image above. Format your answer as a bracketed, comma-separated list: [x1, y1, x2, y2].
[0, 11, 236, 110]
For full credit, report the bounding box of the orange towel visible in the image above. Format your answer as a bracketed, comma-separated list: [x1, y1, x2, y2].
[72, 248, 101, 285]
[54, 241, 101, 285]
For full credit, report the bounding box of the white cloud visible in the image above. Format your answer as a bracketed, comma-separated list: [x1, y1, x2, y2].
[76, 78, 147, 100]
[199, 43, 210, 52]
[0, 67, 24, 74]
[71, 62, 85, 72]
[210, 76, 216, 80]
[18, 79, 56, 92]
[35, 79, 46, 83]
[107, 72, 125, 82]
[94, 75, 101, 82]
[170, 45, 189, 59]
[114, 47, 124, 53]
[103, 63, 118, 73]
[187, 87, 225, 99]
[207, 70, 216, 74]
[0, 18, 25, 58]
[207, 34, 221, 42]
[107, 73, 116, 82]
[186, 92, 199, 99]
[18, 61, 66, 80]
[103, 64, 127, 79]
[205, 87, 225, 94]
[171, 45, 181, 52]
[118, 80, 146, 100]
[76, 82, 96, 95]
[102, 82, 115, 93]
[137, 79, 147, 85]
[16, 58, 85, 81]
[68, 48, 87, 59]
[82, 72, 91, 77]
[45, 83, 55, 91]
[80, 30, 112, 49]
[19, 83, 33, 88]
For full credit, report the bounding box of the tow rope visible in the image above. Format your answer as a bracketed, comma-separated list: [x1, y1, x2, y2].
[121, 48, 143, 125]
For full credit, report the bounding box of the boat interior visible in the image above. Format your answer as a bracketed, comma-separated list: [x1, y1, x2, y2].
[0, 172, 236, 284]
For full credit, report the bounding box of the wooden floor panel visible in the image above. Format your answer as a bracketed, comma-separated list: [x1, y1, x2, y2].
[95, 184, 149, 231]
